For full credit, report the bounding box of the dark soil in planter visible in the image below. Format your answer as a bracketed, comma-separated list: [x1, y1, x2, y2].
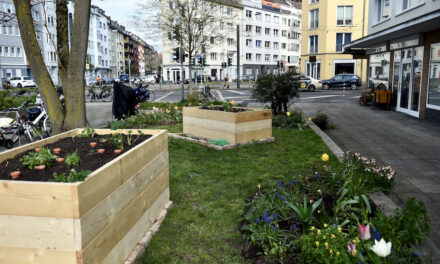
[0, 135, 151, 182]
[200, 106, 250, 112]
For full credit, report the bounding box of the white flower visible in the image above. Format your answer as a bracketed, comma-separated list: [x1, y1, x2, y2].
[371, 239, 392, 257]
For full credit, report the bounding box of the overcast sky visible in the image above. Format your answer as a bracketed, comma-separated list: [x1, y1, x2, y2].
[92, 0, 162, 52]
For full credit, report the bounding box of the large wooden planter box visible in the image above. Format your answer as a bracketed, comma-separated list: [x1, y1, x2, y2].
[0, 129, 169, 264]
[183, 107, 272, 144]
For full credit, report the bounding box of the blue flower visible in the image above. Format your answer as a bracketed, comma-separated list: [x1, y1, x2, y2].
[267, 217, 272, 225]
[358, 262, 362, 264]
[263, 212, 268, 221]
[376, 232, 380, 240]
[373, 228, 377, 233]
[278, 180, 282, 186]
[277, 192, 281, 198]
[276, 227, 279, 231]
[414, 251, 418, 257]
[293, 224, 297, 230]
[271, 225, 274, 229]
[257, 217, 261, 224]
[295, 179, 298, 184]
[288, 181, 292, 185]
[280, 196, 285, 201]
[273, 213, 278, 220]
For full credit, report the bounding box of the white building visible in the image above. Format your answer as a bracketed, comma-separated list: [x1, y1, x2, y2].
[110, 20, 126, 78]
[278, 0, 301, 70]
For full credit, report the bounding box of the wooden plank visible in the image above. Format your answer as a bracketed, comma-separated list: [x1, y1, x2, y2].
[235, 119, 272, 133]
[183, 116, 236, 133]
[0, 215, 79, 251]
[80, 151, 168, 246]
[183, 107, 236, 123]
[236, 128, 273, 144]
[235, 109, 272, 123]
[0, 246, 78, 264]
[101, 188, 170, 264]
[81, 168, 169, 264]
[77, 131, 168, 217]
[0, 181, 78, 218]
[183, 125, 235, 144]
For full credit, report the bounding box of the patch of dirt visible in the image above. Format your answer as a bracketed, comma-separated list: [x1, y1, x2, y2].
[200, 106, 249, 112]
[0, 135, 151, 182]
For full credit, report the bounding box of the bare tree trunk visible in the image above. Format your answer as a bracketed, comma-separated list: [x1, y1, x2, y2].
[14, 0, 65, 133]
[62, 0, 90, 130]
[56, 0, 69, 87]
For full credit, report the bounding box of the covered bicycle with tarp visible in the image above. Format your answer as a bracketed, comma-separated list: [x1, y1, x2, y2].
[112, 82, 153, 120]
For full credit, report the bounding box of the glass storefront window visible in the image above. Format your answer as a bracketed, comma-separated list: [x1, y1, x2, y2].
[428, 43, 440, 108]
[369, 52, 390, 82]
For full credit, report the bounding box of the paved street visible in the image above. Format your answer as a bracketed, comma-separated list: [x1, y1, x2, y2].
[296, 90, 440, 260]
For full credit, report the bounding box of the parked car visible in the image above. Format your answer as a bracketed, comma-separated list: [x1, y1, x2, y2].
[233, 75, 255, 82]
[102, 77, 115, 84]
[119, 74, 129, 83]
[322, 74, 361, 90]
[298, 75, 322, 92]
[9, 76, 36, 88]
[192, 75, 212, 82]
[143, 75, 156, 84]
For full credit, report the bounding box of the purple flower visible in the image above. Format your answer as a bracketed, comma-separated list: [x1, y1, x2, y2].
[414, 251, 418, 257]
[257, 217, 261, 224]
[273, 213, 278, 220]
[278, 181, 282, 186]
[271, 225, 274, 229]
[376, 232, 381, 240]
[267, 217, 272, 225]
[358, 224, 371, 240]
[263, 212, 268, 221]
[293, 224, 297, 230]
[277, 192, 281, 198]
[288, 181, 292, 185]
[280, 196, 285, 201]
[295, 179, 298, 184]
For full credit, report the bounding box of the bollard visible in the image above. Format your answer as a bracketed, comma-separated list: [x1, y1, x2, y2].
[343, 83, 346, 97]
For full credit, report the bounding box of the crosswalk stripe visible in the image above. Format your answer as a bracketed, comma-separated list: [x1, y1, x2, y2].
[216, 90, 225, 101]
[228, 90, 245, 95]
[155, 91, 174, 101]
[300, 95, 339, 100]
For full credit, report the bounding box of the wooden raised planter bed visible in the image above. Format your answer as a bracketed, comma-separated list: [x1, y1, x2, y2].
[0, 129, 170, 264]
[183, 107, 272, 144]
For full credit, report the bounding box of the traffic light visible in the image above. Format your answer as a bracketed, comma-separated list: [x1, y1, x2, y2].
[192, 58, 195, 66]
[202, 57, 207, 66]
[221, 62, 227, 68]
[172, 47, 179, 61]
[227, 57, 232, 67]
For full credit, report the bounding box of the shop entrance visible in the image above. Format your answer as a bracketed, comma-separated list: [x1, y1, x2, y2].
[334, 62, 355, 75]
[394, 47, 423, 117]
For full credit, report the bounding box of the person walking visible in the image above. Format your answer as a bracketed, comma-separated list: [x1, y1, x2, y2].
[96, 75, 101, 85]
[223, 74, 230, 89]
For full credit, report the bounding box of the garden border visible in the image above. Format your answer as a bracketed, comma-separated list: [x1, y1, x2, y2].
[307, 120, 440, 261]
[169, 133, 275, 150]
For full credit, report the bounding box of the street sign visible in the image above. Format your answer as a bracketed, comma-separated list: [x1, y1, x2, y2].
[196, 54, 200, 60]
[85, 64, 89, 70]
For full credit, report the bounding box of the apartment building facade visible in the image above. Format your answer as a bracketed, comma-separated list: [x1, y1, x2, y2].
[301, 0, 368, 83]
[345, 0, 440, 121]
[0, 0, 29, 80]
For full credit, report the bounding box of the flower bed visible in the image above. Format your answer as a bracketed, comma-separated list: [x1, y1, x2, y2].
[241, 152, 430, 263]
[0, 128, 170, 264]
[183, 106, 272, 144]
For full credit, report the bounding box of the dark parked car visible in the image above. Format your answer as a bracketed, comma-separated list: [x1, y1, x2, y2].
[233, 75, 255, 82]
[322, 74, 361, 90]
[192, 75, 212, 82]
[119, 74, 129, 83]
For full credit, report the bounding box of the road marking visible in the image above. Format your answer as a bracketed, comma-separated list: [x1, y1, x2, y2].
[216, 90, 225, 101]
[300, 95, 339, 100]
[225, 96, 249, 99]
[228, 90, 245, 95]
[155, 91, 174, 102]
[350, 96, 360, 98]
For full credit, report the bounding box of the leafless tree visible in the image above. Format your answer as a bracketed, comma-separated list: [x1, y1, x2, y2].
[14, 0, 91, 133]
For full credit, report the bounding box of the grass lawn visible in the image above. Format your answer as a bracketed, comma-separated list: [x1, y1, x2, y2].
[136, 128, 338, 264]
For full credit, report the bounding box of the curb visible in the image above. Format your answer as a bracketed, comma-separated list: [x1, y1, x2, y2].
[307, 120, 439, 262]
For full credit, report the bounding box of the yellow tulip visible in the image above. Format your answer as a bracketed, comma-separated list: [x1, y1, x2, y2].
[353, 249, 357, 257]
[336, 252, 340, 256]
[315, 241, 319, 247]
[325, 242, 328, 249]
[310, 226, 315, 231]
[317, 229, 321, 235]
[230, 100, 235, 105]
[174, 106, 178, 110]
[321, 153, 329, 163]
[324, 224, 328, 228]
[337, 227, 342, 232]
[329, 249, 333, 255]
[286, 112, 291, 116]
[308, 117, 312, 121]
[323, 236, 326, 239]
[331, 234, 336, 239]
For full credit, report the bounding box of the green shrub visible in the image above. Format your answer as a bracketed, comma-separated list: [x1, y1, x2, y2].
[272, 110, 305, 129]
[0, 90, 36, 111]
[312, 112, 330, 130]
[252, 71, 300, 114]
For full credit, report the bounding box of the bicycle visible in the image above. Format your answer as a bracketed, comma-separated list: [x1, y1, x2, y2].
[197, 85, 216, 102]
[28, 94, 52, 137]
[0, 100, 43, 149]
[87, 83, 100, 101]
[99, 84, 113, 102]
[135, 83, 155, 102]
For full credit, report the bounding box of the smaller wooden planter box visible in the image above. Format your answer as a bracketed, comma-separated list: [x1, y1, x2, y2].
[183, 107, 272, 144]
[0, 129, 169, 264]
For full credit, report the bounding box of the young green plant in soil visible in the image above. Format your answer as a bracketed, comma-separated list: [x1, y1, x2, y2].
[136, 128, 335, 264]
[78, 126, 96, 138]
[51, 169, 92, 183]
[65, 150, 81, 167]
[20, 147, 57, 169]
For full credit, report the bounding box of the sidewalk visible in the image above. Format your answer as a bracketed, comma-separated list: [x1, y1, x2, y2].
[297, 100, 440, 261]
[151, 82, 254, 91]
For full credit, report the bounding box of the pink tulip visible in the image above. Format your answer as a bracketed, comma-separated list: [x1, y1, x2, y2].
[358, 224, 371, 240]
[347, 242, 357, 256]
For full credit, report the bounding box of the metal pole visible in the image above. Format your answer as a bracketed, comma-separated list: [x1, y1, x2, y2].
[128, 59, 131, 86]
[180, 29, 184, 101]
[236, 24, 240, 89]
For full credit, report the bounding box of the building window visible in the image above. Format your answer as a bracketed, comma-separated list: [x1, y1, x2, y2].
[227, 8, 233, 16]
[274, 16, 279, 23]
[337, 6, 353, 26]
[256, 26, 261, 34]
[256, 40, 261, 48]
[246, 53, 252, 61]
[336, 33, 351, 52]
[310, 0, 319, 3]
[282, 30, 287, 37]
[210, 52, 217, 60]
[265, 54, 270, 62]
[427, 43, 440, 108]
[256, 54, 262, 61]
[227, 38, 234, 46]
[16, 47, 21, 56]
[256, 13, 262, 20]
[246, 10, 252, 18]
[265, 41, 270, 48]
[246, 39, 252, 46]
[246, 68, 252, 75]
[309, 35, 318, 54]
[309, 9, 319, 29]
[376, 0, 390, 22]
[281, 43, 286, 49]
[273, 55, 278, 61]
[4, 46, 8, 56]
[265, 28, 270, 35]
[246, 25, 252, 32]
[401, 0, 424, 11]
[273, 29, 279, 36]
[265, 14, 271, 22]
[282, 18, 287, 25]
[36, 30, 41, 40]
[273, 42, 279, 49]
[10, 47, 14, 57]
